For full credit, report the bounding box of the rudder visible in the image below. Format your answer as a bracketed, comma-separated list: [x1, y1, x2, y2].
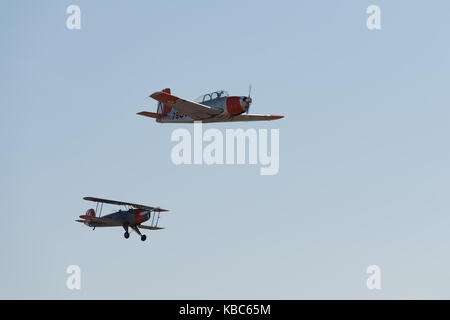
[157, 88, 173, 115]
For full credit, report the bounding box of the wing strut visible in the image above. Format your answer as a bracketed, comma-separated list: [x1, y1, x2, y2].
[156, 212, 161, 227]
[94, 201, 103, 217]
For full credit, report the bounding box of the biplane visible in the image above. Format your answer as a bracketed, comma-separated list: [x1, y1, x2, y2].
[76, 197, 169, 241]
[137, 86, 284, 123]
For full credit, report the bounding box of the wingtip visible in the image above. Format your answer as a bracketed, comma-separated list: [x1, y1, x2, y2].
[269, 115, 284, 120]
[150, 91, 179, 105]
[149, 91, 162, 99]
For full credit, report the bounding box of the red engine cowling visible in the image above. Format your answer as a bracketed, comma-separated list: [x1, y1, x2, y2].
[135, 209, 148, 224]
[86, 208, 96, 217]
[226, 97, 245, 115]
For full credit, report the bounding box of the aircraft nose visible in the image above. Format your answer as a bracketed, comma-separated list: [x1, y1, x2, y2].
[139, 210, 150, 217]
[241, 97, 252, 113]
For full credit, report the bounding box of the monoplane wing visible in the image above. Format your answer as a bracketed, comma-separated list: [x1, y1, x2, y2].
[149, 91, 222, 120]
[227, 114, 284, 122]
[83, 197, 169, 212]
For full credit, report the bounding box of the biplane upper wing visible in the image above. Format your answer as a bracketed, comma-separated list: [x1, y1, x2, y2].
[138, 225, 164, 230]
[78, 215, 123, 226]
[148, 91, 222, 120]
[83, 197, 169, 212]
[227, 113, 284, 122]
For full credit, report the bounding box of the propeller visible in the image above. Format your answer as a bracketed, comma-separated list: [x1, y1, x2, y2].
[244, 83, 252, 114]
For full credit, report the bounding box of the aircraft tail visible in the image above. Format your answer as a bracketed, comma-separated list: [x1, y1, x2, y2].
[85, 208, 96, 217]
[138, 87, 191, 121]
[157, 88, 173, 116]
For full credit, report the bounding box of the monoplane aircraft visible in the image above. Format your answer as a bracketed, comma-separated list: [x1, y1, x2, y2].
[137, 86, 284, 123]
[76, 197, 169, 241]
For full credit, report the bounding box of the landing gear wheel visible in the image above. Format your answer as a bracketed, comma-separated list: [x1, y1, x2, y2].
[141, 235, 147, 241]
[124, 232, 130, 239]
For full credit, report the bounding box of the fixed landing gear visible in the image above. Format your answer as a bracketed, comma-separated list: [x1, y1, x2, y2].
[131, 225, 147, 242]
[123, 224, 130, 239]
[123, 224, 148, 241]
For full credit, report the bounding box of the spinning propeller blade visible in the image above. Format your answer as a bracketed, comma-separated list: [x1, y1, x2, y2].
[245, 83, 252, 114]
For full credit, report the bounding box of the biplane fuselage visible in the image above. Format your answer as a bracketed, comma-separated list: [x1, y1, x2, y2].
[80, 208, 151, 228]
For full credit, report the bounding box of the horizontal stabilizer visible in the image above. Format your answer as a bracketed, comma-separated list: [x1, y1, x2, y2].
[137, 111, 163, 119]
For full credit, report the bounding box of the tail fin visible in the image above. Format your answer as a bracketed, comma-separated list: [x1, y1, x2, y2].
[86, 208, 96, 217]
[157, 88, 172, 116]
[137, 88, 173, 120]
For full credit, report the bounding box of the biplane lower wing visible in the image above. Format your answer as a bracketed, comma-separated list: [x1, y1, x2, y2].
[149, 91, 222, 120]
[138, 225, 164, 230]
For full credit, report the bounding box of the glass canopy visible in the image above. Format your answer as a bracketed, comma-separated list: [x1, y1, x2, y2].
[195, 90, 229, 103]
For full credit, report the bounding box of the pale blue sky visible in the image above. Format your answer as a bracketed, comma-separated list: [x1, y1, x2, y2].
[1, 0, 450, 299]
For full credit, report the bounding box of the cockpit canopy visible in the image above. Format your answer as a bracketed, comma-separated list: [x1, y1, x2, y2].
[195, 90, 229, 103]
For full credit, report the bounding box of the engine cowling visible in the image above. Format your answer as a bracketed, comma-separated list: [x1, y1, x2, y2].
[226, 97, 245, 115]
[135, 209, 149, 224]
